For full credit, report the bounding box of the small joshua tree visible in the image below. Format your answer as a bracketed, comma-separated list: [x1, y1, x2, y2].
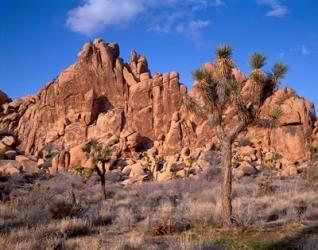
[78, 140, 114, 201]
[184, 45, 288, 227]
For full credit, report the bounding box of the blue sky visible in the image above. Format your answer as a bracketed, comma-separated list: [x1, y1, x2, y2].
[0, 0, 317, 111]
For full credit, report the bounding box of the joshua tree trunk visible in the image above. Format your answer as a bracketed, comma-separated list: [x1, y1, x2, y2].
[95, 165, 107, 201]
[221, 138, 233, 227]
[100, 173, 107, 201]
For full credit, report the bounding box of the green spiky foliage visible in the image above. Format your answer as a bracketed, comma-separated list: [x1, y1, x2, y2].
[216, 44, 233, 59]
[92, 142, 102, 153]
[249, 53, 267, 85]
[272, 62, 288, 83]
[215, 44, 235, 78]
[269, 106, 284, 120]
[193, 68, 212, 82]
[262, 62, 288, 99]
[79, 140, 113, 200]
[250, 53, 266, 70]
[226, 79, 239, 94]
[308, 144, 318, 159]
[248, 52, 268, 105]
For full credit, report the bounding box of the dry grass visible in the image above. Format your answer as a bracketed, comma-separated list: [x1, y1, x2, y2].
[0, 169, 318, 249]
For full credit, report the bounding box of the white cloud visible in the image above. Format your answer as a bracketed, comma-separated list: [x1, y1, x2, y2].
[301, 45, 309, 55]
[258, 0, 288, 18]
[66, 0, 223, 36]
[66, 0, 144, 35]
[176, 20, 211, 44]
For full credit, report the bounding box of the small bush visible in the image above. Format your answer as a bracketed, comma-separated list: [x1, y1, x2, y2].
[59, 219, 93, 239]
[239, 138, 252, 147]
[47, 200, 81, 220]
[149, 218, 191, 236]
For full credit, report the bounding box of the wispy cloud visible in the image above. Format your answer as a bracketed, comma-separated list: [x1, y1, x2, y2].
[280, 44, 313, 58]
[176, 20, 211, 44]
[257, 0, 288, 18]
[301, 45, 309, 55]
[66, 0, 222, 41]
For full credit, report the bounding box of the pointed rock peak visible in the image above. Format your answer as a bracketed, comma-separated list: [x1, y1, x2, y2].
[93, 38, 105, 46]
[130, 50, 138, 63]
[77, 38, 120, 66]
[78, 42, 94, 59]
[128, 50, 149, 78]
[138, 54, 146, 62]
[108, 43, 120, 59]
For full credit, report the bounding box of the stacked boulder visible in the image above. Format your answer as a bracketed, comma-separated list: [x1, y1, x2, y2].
[0, 132, 18, 160]
[0, 131, 40, 175]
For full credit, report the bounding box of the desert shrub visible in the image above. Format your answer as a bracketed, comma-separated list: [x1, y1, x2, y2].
[85, 203, 114, 227]
[184, 200, 221, 226]
[257, 181, 278, 196]
[0, 179, 12, 202]
[115, 207, 137, 230]
[168, 234, 222, 250]
[149, 218, 191, 236]
[202, 166, 222, 182]
[143, 191, 164, 208]
[3, 225, 71, 250]
[301, 205, 318, 221]
[302, 166, 318, 182]
[239, 138, 252, 147]
[18, 205, 47, 226]
[111, 234, 146, 250]
[59, 219, 93, 239]
[90, 214, 113, 227]
[47, 200, 83, 220]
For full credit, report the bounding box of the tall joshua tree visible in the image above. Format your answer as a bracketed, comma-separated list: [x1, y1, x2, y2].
[184, 45, 288, 227]
[79, 140, 115, 201]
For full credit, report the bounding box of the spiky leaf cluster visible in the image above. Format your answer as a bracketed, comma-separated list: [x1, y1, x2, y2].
[250, 53, 266, 70]
[216, 44, 233, 59]
[82, 140, 113, 166]
[272, 62, 288, 81]
[192, 45, 238, 112]
[249, 53, 266, 86]
[215, 45, 236, 78]
[269, 106, 284, 120]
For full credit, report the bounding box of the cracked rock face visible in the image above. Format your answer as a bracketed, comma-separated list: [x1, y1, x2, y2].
[0, 39, 316, 163]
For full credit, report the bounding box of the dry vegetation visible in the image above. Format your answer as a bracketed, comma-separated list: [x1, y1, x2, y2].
[1, 166, 318, 250]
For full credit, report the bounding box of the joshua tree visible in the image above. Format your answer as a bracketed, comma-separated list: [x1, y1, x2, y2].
[184, 45, 288, 227]
[78, 140, 114, 201]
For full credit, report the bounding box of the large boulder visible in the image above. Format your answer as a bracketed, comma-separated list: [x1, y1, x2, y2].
[69, 144, 91, 170]
[18, 159, 39, 174]
[259, 88, 315, 160]
[0, 160, 19, 174]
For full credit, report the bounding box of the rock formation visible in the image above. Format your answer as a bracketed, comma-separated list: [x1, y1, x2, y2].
[0, 38, 317, 181]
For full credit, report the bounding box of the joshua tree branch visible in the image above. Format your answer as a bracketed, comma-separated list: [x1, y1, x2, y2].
[94, 165, 102, 177]
[227, 120, 247, 143]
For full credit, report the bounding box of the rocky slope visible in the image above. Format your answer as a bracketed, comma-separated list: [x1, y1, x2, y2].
[0, 38, 317, 181]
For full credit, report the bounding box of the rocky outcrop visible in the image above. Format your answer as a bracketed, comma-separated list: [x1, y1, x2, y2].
[0, 39, 186, 158]
[234, 87, 316, 161]
[0, 38, 317, 181]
